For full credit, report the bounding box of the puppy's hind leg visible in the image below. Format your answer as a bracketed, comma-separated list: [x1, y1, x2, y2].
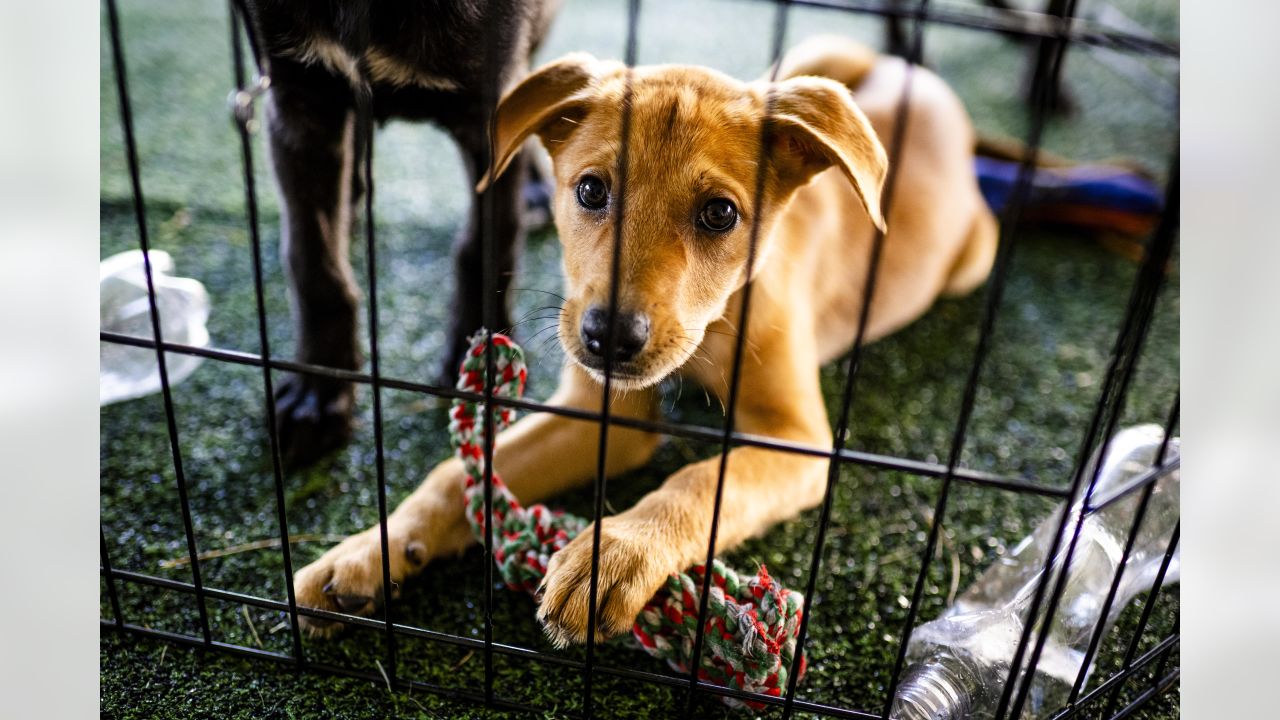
[266, 59, 363, 468]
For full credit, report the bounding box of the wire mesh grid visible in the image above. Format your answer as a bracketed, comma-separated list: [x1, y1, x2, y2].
[100, 0, 1180, 717]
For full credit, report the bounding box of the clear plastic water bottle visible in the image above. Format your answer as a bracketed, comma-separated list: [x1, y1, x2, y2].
[100, 249, 211, 405]
[892, 424, 1180, 720]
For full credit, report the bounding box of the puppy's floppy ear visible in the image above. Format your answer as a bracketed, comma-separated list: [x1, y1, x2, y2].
[768, 76, 889, 231]
[477, 53, 604, 192]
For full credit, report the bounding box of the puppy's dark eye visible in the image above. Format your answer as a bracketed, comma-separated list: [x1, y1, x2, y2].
[576, 175, 609, 210]
[697, 198, 738, 232]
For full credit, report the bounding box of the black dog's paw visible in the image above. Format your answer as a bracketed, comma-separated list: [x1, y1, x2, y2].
[274, 374, 354, 468]
[1024, 76, 1076, 117]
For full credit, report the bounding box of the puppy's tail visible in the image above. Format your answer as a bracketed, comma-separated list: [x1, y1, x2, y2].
[773, 34, 878, 89]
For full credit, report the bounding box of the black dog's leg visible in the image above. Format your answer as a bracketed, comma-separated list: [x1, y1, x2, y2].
[439, 121, 526, 379]
[266, 61, 362, 468]
[884, 0, 912, 57]
[1022, 0, 1075, 114]
[885, 0, 1073, 113]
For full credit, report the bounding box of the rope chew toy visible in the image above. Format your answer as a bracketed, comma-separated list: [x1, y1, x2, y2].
[449, 330, 808, 709]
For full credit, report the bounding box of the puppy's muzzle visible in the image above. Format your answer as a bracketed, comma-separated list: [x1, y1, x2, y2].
[580, 305, 649, 363]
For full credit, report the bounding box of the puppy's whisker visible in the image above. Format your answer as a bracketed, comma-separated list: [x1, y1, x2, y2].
[689, 327, 737, 339]
[524, 326, 564, 373]
[675, 335, 728, 402]
[535, 332, 565, 361]
[508, 287, 568, 303]
[505, 313, 565, 334]
[704, 318, 762, 364]
[530, 333, 568, 377]
[673, 335, 715, 368]
[510, 311, 563, 326]
[504, 304, 565, 332]
[526, 324, 562, 349]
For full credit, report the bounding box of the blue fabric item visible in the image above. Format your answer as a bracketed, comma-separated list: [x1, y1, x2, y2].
[975, 156, 1163, 215]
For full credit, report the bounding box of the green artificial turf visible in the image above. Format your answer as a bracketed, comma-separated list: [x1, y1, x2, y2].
[100, 0, 1180, 718]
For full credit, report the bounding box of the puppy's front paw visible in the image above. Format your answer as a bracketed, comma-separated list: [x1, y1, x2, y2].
[294, 528, 428, 637]
[536, 520, 676, 647]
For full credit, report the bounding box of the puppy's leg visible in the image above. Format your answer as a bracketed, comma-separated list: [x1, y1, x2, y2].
[266, 60, 362, 467]
[538, 326, 834, 645]
[440, 119, 527, 382]
[294, 365, 660, 635]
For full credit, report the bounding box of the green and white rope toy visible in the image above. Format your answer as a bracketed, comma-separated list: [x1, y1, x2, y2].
[449, 330, 808, 709]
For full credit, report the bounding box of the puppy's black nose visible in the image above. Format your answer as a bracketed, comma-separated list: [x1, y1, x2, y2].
[580, 305, 649, 362]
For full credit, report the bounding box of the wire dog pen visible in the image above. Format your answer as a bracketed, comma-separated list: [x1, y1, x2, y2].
[101, 0, 1180, 717]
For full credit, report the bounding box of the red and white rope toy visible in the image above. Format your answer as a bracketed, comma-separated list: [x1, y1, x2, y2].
[449, 330, 809, 708]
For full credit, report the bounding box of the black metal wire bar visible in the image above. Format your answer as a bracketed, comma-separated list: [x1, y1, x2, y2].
[1102, 521, 1180, 718]
[679, 2, 789, 715]
[1046, 633, 1180, 720]
[1001, 173, 1178, 712]
[782, 0, 1178, 58]
[1147, 618, 1177, 691]
[227, 0, 305, 667]
[109, 556, 853, 712]
[1085, 456, 1179, 515]
[103, 556, 1174, 720]
[106, 610, 1170, 720]
[105, 564, 600, 664]
[478, 1, 502, 703]
[1067, 396, 1178, 703]
[352, 72, 398, 686]
[103, 607, 884, 720]
[103, 620, 549, 715]
[104, 0, 212, 647]
[99, 309, 1056, 502]
[108, 566, 488, 648]
[997, 237, 1149, 712]
[100, 528, 124, 626]
[1066, 460, 1158, 703]
[99, 331, 1060, 497]
[1110, 668, 1178, 720]
[109, 622, 287, 661]
[1123, 522, 1181, 669]
[598, 661, 883, 720]
[1003, 157, 1178, 720]
[880, 1, 1078, 712]
[780, 1, 925, 715]
[1026, 0, 1070, 112]
[114, 603, 909, 720]
[101, 0, 1182, 715]
[583, 3, 642, 713]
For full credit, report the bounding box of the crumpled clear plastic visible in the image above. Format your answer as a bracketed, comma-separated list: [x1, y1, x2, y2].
[892, 424, 1180, 720]
[100, 249, 210, 405]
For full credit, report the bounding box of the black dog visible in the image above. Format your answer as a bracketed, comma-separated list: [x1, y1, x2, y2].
[240, 0, 559, 466]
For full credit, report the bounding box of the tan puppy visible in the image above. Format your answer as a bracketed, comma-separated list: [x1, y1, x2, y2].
[293, 36, 997, 646]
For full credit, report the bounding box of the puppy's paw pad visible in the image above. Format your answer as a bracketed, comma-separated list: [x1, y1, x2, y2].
[294, 531, 404, 636]
[535, 523, 672, 647]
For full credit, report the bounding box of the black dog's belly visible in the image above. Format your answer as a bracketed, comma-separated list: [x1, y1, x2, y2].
[251, 0, 553, 114]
